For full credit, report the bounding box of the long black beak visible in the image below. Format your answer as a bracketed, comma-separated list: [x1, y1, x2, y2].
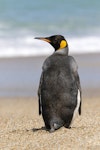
[34, 37, 51, 43]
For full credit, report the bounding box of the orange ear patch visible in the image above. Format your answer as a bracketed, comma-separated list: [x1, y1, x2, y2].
[60, 40, 67, 49]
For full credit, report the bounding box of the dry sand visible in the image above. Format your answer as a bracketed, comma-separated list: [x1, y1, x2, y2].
[0, 97, 100, 150]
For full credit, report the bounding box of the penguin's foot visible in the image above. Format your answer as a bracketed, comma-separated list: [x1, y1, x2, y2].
[49, 128, 55, 133]
[49, 123, 62, 133]
[45, 127, 55, 133]
[64, 124, 71, 129]
[68, 126, 71, 129]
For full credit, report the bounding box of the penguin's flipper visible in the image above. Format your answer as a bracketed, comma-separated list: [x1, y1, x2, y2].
[75, 73, 82, 115]
[69, 56, 82, 115]
[78, 98, 82, 115]
[38, 73, 43, 115]
[76, 73, 82, 115]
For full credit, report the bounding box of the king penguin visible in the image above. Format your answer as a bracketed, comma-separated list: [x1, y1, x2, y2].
[35, 35, 82, 132]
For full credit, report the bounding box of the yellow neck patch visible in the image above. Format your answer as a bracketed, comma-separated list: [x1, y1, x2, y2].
[60, 40, 67, 49]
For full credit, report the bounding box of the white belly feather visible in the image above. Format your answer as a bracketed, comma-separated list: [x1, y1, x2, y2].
[70, 89, 81, 127]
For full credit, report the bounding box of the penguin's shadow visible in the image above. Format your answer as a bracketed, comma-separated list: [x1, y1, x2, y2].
[32, 127, 46, 132]
[31, 126, 74, 132]
[31, 126, 87, 132]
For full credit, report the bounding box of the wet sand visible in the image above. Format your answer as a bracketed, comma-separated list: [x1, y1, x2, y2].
[0, 53, 100, 97]
[0, 97, 100, 150]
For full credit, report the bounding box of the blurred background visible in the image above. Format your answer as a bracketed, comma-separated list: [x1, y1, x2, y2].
[0, 0, 100, 98]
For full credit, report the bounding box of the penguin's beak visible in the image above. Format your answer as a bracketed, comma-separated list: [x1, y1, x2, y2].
[35, 37, 51, 43]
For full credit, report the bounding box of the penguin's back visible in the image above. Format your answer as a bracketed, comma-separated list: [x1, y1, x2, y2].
[41, 54, 77, 110]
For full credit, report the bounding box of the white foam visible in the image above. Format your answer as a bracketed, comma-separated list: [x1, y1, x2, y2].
[68, 36, 100, 54]
[0, 36, 100, 57]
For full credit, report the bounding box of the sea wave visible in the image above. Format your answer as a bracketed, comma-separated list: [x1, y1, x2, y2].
[0, 36, 100, 57]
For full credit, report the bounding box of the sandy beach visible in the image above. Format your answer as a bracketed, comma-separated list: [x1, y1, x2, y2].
[0, 96, 100, 150]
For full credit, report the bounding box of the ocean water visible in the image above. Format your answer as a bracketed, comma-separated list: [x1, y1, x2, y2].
[0, 0, 100, 57]
[0, 0, 100, 97]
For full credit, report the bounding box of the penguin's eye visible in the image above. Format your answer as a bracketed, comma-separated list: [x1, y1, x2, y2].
[54, 39, 58, 43]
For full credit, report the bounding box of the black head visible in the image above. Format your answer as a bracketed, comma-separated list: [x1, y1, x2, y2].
[35, 35, 68, 51]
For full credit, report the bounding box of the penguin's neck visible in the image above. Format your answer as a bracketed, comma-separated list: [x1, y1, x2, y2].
[55, 47, 69, 55]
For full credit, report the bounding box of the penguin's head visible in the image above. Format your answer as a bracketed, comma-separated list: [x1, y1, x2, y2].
[35, 35, 68, 51]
